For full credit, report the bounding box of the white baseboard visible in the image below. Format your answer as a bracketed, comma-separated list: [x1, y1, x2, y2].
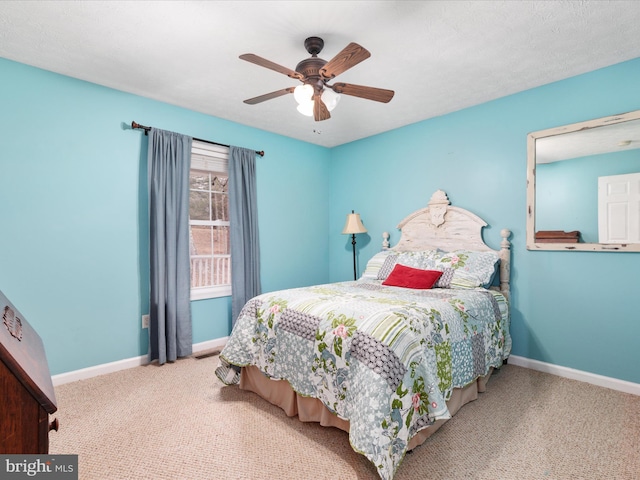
[51, 337, 228, 386]
[52, 346, 639, 397]
[508, 355, 640, 396]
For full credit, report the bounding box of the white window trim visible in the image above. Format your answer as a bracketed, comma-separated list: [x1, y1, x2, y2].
[189, 140, 231, 301]
[191, 284, 231, 301]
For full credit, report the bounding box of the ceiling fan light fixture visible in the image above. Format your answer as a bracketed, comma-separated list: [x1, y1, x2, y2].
[294, 84, 314, 105]
[322, 88, 340, 112]
[296, 102, 314, 117]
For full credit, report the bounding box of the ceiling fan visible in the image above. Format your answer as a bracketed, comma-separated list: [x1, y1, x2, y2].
[240, 36, 395, 122]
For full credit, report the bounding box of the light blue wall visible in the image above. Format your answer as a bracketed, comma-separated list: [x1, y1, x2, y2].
[0, 58, 331, 375]
[329, 57, 640, 384]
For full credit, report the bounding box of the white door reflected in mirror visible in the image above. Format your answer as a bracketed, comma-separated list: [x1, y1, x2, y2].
[598, 172, 640, 243]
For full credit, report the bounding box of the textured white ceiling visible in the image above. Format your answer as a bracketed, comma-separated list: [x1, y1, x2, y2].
[1, 1, 640, 147]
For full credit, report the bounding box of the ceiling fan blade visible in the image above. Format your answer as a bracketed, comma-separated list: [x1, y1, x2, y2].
[313, 92, 331, 121]
[243, 87, 295, 105]
[330, 83, 395, 103]
[240, 54, 304, 80]
[320, 43, 371, 79]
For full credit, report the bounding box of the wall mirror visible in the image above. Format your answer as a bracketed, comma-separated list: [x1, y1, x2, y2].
[527, 109, 640, 252]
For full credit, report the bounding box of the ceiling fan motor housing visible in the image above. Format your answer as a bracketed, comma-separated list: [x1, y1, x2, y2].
[296, 36, 329, 87]
[295, 57, 327, 82]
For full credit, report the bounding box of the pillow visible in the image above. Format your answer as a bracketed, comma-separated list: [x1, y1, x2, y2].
[360, 250, 395, 280]
[395, 250, 440, 271]
[373, 250, 441, 281]
[382, 264, 443, 289]
[376, 254, 398, 280]
[430, 250, 500, 288]
[434, 268, 455, 288]
[392, 250, 452, 287]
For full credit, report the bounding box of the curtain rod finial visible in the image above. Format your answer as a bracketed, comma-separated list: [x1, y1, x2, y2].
[131, 121, 150, 135]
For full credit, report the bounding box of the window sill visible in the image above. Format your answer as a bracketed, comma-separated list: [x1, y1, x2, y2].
[190, 286, 231, 301]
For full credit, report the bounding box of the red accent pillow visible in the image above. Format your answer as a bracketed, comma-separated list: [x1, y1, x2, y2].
[382, 264, 443, 289]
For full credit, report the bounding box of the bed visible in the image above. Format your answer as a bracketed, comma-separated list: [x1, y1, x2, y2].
[216, 190, 512, 480]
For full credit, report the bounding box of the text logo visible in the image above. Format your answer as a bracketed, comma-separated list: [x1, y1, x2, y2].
[1, 456, 78, 479]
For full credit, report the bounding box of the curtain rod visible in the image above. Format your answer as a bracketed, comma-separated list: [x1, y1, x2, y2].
[131, 121, 264, 157]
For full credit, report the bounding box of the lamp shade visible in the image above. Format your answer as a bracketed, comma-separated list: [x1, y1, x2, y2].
[342, 211, 367, 234]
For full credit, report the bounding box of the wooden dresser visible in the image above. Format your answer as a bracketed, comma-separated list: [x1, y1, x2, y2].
[0, 290, 58, 454]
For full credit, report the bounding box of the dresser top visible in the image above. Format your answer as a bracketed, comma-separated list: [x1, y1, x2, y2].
[0, 290, 57, 413]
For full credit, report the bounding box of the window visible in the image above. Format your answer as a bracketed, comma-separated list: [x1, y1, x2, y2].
[189, 141, 231, 300]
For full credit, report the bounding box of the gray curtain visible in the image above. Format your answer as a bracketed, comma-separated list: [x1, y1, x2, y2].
[229, 146, 261, 325]
[147, 128, 193, 364]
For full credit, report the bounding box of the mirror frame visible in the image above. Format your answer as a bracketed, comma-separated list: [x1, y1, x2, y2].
[527, 109, 640, 252]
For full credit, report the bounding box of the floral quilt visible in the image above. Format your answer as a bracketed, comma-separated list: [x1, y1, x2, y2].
[217, 280, 510, 480]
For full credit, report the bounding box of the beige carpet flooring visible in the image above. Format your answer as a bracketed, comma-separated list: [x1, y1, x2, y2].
[49, 356, 640, 479]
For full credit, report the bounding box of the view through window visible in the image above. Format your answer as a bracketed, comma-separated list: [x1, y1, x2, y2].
[189, 142, 231, 299]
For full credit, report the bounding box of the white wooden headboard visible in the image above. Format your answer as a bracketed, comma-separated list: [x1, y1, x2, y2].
[383, 190, 512, 299]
